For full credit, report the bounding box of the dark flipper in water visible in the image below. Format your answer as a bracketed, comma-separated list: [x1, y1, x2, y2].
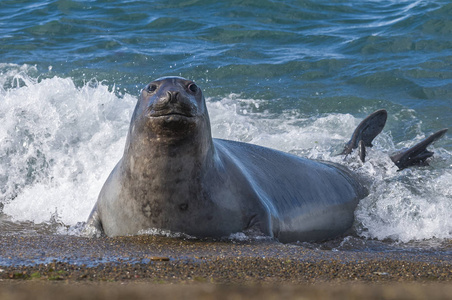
[341, 109, 388, 157]
[390, 128, 448, 170]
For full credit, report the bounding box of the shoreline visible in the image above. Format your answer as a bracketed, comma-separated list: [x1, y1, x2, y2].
[1, 235, 451, 299]
[2, 256, 451, 284]
[1, 235, 451, 284]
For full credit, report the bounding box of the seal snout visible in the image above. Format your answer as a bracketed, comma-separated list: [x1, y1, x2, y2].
[149, 89, 196, 118]
[166, 91, 180, 104]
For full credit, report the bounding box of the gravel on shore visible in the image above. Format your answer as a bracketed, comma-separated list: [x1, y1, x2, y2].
[1, 234, 451, 299]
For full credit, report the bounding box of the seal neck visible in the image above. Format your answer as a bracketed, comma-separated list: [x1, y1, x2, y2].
[122, 128, 216, 182]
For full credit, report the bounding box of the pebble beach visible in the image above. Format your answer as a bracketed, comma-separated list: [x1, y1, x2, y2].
[1, 235, 451, 299]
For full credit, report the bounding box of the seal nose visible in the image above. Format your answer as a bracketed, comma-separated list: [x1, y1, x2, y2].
[149, 88, 195, 117]
[166, 91, 179, 104]
[153, 90, 180, 109]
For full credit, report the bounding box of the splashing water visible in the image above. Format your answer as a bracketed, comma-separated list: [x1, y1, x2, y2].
[1, 65, 135, 226]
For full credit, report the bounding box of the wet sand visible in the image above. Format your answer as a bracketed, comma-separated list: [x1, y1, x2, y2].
[1, 235, 451, 299]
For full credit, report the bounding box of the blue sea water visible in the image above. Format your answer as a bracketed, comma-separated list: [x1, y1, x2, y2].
[0, 0, 451, 247]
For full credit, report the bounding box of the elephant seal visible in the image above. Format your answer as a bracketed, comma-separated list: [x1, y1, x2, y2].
[86, 77, 442, 242]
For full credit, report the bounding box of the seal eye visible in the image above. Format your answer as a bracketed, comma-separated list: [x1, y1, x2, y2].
[147, 84, 157, 93]
[188, 83, 198, 93]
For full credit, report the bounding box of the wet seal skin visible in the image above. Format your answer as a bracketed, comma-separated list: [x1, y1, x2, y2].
[85, 77, 447, 243]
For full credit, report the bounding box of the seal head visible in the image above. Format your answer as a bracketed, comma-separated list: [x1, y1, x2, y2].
[130, 76, 211, 141]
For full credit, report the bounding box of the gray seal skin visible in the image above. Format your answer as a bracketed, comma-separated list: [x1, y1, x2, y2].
[86, 76, 368, 243]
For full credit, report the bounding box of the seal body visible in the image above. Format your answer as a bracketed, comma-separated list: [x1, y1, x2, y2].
[87, 77, 367, 242]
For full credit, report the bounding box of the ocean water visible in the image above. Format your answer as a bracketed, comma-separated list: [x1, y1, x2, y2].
[0, 0, 451, 249]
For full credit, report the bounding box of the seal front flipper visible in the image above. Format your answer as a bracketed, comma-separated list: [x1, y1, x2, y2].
[83, 204, 105, 237]
[390, 128, 448, 170]
[341, 109, 388, 156]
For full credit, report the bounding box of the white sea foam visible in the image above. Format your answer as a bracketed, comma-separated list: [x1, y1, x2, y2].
[137, 228, 196, 239]
[0, 66, 451, 243]
[1, 66, 135, 226]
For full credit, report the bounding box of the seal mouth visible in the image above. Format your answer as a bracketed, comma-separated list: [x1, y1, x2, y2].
[147, 109, 197, 127]
[146, 111, 198, 133]
[148, 110, 195, 119]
